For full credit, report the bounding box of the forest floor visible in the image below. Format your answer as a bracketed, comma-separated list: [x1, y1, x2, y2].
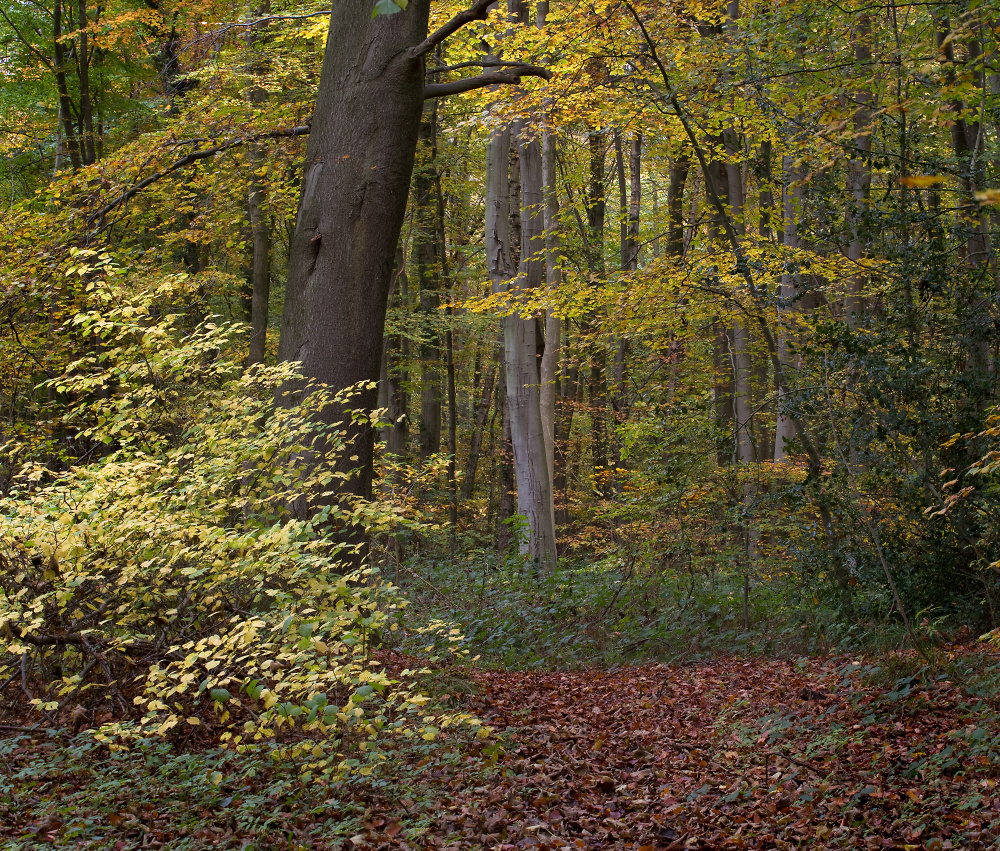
[3, 649, 1000, 850]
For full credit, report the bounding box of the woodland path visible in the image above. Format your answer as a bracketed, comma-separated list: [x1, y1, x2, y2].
[380, 655, 998, 850]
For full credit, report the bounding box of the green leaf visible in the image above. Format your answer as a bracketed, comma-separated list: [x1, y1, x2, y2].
[372, 0, 405, 17]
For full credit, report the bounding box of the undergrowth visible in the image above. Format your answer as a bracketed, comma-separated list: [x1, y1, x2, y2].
[390, 547, 833, 669]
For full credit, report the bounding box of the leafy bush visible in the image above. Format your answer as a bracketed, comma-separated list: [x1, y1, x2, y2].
[0, 263, 480, 775]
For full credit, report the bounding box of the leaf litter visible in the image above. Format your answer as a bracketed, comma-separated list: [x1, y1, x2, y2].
[3, 651, 999, 849]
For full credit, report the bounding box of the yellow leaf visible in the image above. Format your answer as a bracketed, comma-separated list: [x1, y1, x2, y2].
[899, 175, 946, 188]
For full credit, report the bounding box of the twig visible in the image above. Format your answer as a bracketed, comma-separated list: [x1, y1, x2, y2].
[86, 124, 311, 227]
[823, 358, 933, 664]
[0, 724, 71, 739]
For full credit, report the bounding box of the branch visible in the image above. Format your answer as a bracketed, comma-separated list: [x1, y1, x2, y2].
[406, 0, 495, 59]
[87, 124, 310, 227]
[623, 0, 826, 478]
[423, 65, 550, 99]
[427, 58, 537, 74]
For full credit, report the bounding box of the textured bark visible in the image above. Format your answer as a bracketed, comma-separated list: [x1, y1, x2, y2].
[278, 2, 431, 502]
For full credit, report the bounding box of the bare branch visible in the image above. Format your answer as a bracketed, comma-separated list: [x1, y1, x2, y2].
[423, 65, 550, 99]
[406, 0, 495, 60]
[427, 58, 537, 75]
[87, 124, 310, 228]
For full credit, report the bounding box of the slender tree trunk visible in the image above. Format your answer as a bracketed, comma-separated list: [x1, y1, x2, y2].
[586, 130, 608, 492]
[539, 128, 561, 493]
[381, 246, 410, 457]
[667, 150, 689, 257]
[844, 13, 873, 329]
[724, 118, 755, 464]
[246, 1, 272, 367]
[76, 0, 97, 166]
[774, 154, 805, 462]
[53, 1, 82, 171]
[462, 363, 497, 500]
[414, 101, 442, 459]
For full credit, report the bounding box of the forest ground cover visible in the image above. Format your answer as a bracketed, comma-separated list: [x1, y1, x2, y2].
[3, 631, 999, 850]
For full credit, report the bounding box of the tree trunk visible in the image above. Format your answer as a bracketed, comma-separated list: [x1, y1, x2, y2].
[586, 130, 608, 492]
[725, 126, 755, 464]
[246, 1, 272, 367]
[53, 1, 82, 171]
[414, 101, 442, 459]
[76, 0, 97, 166]
[462, 363, 497, 500]
[504, 123, 557, 568]
[774, 154, 805, 462]
[539, 128, 561, 493]
[844, 13, 873, 329]
[277, 2, 431, 503]
[381, 246, 410, 457]
[667, 150, 689, 257]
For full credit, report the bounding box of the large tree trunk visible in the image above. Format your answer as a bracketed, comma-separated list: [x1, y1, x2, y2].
[277, 2, 431, 502]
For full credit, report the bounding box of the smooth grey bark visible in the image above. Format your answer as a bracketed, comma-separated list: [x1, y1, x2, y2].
[505, 125, 557, 568]
[774, 154, 805, 462]
[278, 2, 432, 501]
[539, 129, 561, 493]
